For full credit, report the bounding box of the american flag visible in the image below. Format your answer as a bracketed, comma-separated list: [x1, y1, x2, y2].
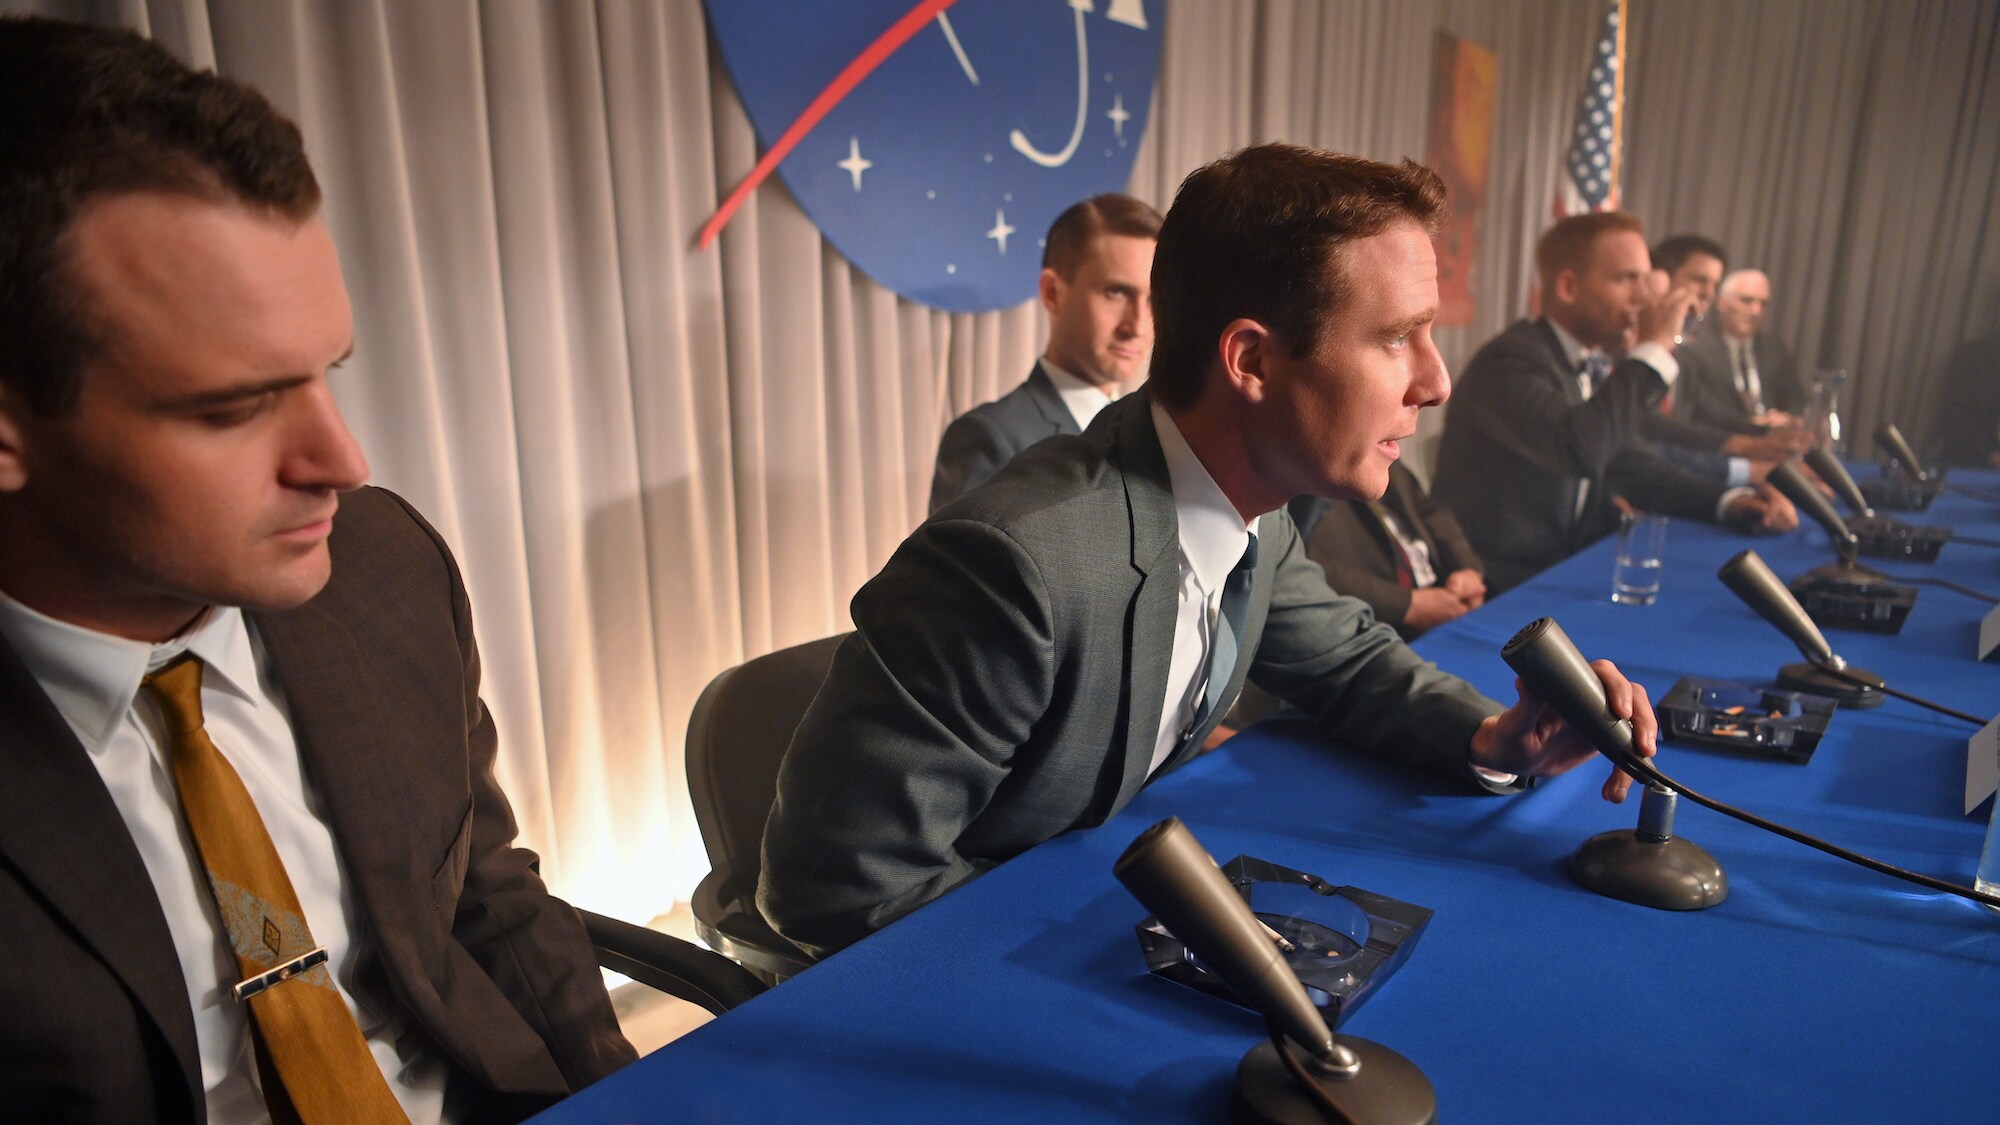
[1556, 0, 1625, 216]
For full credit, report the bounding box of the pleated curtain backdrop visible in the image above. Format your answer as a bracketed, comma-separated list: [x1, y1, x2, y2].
[12, 0, 1996, 927]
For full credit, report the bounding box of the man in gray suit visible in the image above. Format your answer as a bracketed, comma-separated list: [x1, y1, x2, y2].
[928, 194, 1161, 512]
[760, 144, 1660, 960]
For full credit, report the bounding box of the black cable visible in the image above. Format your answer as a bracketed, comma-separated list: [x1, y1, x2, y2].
[1267, 1020, 1355, 1125]
[1945, 482, 2000, 503]
[1810, 659, 1990, 726]
[1877, 572, 2000, 604]
[1949, 534, 2000, 548]
[1615, 751, 2000, 911]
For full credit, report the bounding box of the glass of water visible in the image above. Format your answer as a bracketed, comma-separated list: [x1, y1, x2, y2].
[1611, 512, 1667, 605]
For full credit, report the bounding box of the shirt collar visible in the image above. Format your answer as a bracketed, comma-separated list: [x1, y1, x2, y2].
[1544, 316, 1594, 370]
[0, 589, 259, 751]
[1039, 358, 1122, 431]
[1150, 399, 1255, 594]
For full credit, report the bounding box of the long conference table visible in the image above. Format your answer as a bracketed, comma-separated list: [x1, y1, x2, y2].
[539, 467, 2000, 1124]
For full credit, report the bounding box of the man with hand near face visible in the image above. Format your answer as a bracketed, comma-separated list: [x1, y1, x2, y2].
[0, 18, 631, 1122]
[760, 145, 1660, 961]
[1434, 213, 1794, 594]
[928, 193, 1161, 512]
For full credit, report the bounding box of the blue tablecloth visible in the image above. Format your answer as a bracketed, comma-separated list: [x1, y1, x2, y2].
[540, 470, 2000, 1123]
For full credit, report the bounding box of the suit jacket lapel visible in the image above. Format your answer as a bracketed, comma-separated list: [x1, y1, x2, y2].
[1109, 395, 1181, 810]
[1024, 363, 1083, 436]
[0, 633, 203, 1105]
[250, 602, 436, 997]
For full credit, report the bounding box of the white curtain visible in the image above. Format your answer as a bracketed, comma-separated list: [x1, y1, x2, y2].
[15, 0, 1994, 925]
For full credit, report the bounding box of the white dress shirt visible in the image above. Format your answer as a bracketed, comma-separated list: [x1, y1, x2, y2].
[1147, 401, 1257, 775]
[0, 590, 449, 1125]
[1728, 336, 1765, 412]
[1041, 358, 1124, 432]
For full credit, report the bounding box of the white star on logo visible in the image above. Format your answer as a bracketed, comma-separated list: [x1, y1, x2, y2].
[837, 137, 872, 192]
[986, 209, 1016, 254]
[1106, 93, 1131, 138]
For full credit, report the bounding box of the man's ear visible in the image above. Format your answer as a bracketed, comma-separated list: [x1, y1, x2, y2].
[0, 390, 29, 493]
[1217, 318, 1275, 404]
[1038, 267, 1066, 319]
[1552, 267, 1580, 308]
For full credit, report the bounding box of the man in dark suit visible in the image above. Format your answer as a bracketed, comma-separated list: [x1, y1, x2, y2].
[1639, 237, 1810, 483]
[760, 144, 1662, 960]
[0, 19, 631, 1121]
[928, 194, 1161, 512]
[1433, 214, 1794, 594]
[1289, 464, 1486, 639]
[1682, 269, 1807, 432]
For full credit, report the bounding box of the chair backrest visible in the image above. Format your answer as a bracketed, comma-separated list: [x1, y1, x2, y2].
[685, 633, 848, 910]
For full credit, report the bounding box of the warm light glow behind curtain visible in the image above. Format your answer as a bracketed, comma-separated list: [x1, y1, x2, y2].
[17, 0, 1994, 926]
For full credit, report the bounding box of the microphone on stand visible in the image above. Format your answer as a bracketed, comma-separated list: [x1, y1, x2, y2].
[1115, 817, 1436, 1125]
[1496, 615, 2000, 910]
[1803, 445, 1953, 562]
[1500, 618, 1727, 910]
[1762, 460, 1918, 633]
[1876, 423, 1931, 482]
[1715, 550, 1887, 707]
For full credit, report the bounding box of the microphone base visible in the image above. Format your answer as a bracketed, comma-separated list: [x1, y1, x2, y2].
[1570, 829, 1729, 911]
[1233, 1036, 1436, 1125]
[1775, 661, 1886, 709]
[1788, 565, 1916, 635]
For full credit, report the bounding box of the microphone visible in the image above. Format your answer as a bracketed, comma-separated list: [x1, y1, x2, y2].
[1498, 616, 2000, 912]
[1115, 817, 1437, 1124]
[1715, 551, 1886, 707]
[1761, 460, 1916, 633]
[1500, 619, 1728, 911]
[1718, 550, 1989, 724]
[1802, 445, 1874, 519]
[1765, 459, 1863, 567]
[1876, 422, 1930, 481]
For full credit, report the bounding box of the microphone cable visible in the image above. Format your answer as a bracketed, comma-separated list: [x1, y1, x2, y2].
[1806, 659, 1990, 726]
[1874, 571, 1999, 604]
[1611, 743, 2000, 911]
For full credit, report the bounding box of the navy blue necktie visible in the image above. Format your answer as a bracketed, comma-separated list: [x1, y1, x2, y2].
[1188, 535, 1259, 737]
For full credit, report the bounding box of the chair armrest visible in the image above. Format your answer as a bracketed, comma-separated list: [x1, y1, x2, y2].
[578, 907, 768, 1016]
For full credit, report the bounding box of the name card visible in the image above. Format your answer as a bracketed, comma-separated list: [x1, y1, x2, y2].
[1968, 714, 2000, 815]
[1981, 602, 2000, 662]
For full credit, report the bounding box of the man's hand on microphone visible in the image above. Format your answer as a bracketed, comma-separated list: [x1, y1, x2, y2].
[1469, 659, 1658, 803]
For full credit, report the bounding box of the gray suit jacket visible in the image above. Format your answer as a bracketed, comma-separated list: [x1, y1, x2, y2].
[0, 487, 633, 1123]
[928, 363, 1080, 513]
[760, 393, 1511, 959]
[1434, 318, 1727, 593]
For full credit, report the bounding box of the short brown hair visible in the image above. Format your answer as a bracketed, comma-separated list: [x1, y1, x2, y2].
[1536, 212, 1645, 301]
[0, 17, 321, 417]
[1041, 193, 1163, 279]
[1148, 143, 1447, 411]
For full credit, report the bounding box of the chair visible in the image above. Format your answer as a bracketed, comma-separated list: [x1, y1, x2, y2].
[686, 633, 849, 985]
[577, 907, 766, 1016]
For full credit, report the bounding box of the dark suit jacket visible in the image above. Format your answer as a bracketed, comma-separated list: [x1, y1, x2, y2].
[928, 363, 1081, 513]
[760, 393, 1512, 959]
[1681, 326, 1806, 429]
[0, 487, 633, 1123]
[1294, 463, 1482, 640]
[1433, 318, 1726, 593]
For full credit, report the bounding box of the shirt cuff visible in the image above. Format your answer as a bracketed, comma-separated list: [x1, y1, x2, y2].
[1714, 484, 1755, 522]
[1627, 342, 1680, 389]
[1725, 456, 1751, 488]
[1473, 764, 1520, 786]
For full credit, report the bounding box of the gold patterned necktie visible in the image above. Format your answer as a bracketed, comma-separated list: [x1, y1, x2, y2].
[142, 656, 409, 1125]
